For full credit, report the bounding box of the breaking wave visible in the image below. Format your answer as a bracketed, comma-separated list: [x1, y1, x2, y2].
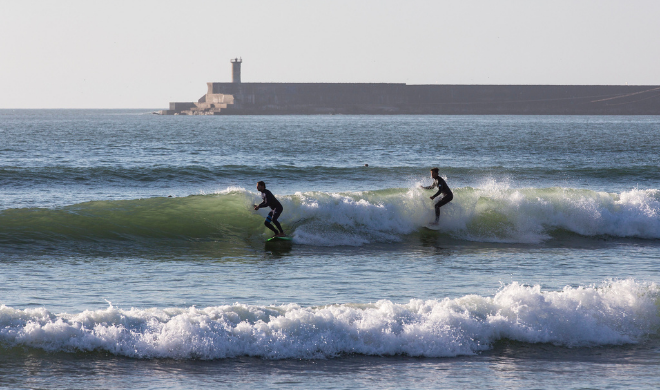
[1, 280, 658, 359]
[0, 185, 658, 247]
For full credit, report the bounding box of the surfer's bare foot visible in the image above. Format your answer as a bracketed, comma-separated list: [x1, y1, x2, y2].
[429, 221, 439, 226]
[276, 233, 286, 237]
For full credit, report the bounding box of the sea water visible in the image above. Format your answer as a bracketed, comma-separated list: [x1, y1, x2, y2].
[1, 110, 659, 389]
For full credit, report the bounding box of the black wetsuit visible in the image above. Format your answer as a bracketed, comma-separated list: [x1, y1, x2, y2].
[257, 189, 284, 235]
[424, 177, 453, 222]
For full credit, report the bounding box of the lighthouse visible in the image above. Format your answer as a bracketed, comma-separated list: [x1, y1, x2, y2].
[231, 58, 242, 83]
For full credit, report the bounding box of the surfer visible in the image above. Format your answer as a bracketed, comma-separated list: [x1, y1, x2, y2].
[254, 181, 286, 237]
[421, 168, 453, 225]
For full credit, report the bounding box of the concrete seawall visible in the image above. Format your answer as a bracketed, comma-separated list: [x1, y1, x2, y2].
[160, 83, 660, 115]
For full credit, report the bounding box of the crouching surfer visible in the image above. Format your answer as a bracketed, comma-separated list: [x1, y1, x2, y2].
[254, 181, 286, 237]
[421, 167, 453, 225]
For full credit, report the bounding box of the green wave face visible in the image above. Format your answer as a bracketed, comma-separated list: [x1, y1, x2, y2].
[0, 191, 259, 244]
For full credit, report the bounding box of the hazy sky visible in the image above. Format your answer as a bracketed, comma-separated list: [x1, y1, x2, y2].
[1, 0, 659, 108]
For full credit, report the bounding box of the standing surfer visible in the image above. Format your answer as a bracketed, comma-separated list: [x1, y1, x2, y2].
[254, 181, 286, 237]
[421, 168, 453, 225]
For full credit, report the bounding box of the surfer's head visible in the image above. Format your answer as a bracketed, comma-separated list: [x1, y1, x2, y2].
[430, 168, 439, 178]
[257, 181, 266, 192]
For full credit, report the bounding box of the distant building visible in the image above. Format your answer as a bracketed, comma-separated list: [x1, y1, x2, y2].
[159, 60, 660, 115]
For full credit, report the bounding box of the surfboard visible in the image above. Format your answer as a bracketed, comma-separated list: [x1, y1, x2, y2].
[423, 224, 440, 231]
[266, 236, 293, 242]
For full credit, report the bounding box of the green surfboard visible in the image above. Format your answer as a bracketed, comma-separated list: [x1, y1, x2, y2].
[266, 236, 293, 242]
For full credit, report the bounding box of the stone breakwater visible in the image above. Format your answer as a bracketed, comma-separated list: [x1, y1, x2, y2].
[159, 83, 660, 115]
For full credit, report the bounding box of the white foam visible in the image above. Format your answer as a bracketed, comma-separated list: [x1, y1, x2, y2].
[205, 185, 660, 245]
[1, 280, 658, 359]
[283, 190, 427, 246]
[274, 186, 660, 245]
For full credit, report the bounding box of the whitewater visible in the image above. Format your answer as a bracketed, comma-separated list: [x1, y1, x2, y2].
[2, 111, 660, 389]
[2, 280, 658, 360]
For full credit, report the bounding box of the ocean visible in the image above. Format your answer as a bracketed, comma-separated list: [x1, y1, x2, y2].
[1, 110, 659, 389]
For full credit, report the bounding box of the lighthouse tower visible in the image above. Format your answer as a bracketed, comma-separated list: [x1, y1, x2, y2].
[231, 58, 242, 83]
